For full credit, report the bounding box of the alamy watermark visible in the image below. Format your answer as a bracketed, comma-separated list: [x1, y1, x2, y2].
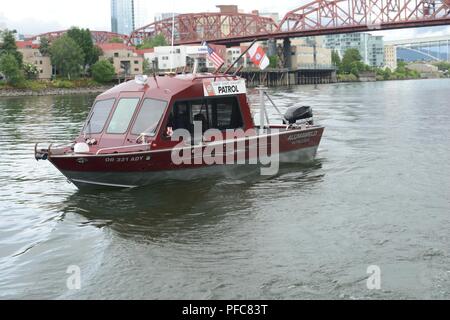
[66, 265, 81, 290]
[168, 122, 281, 176]
[366, 265, 381, 290]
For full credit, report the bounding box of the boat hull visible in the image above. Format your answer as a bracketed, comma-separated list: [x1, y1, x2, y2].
[48, 127, 324, 189]
[57, 145, 319, 189]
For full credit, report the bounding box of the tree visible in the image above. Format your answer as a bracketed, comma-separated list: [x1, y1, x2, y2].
[341, 48, 363, 74]
[383, 67, 392, 80]
[91, 60, 116, 83]
[396, 60, 407, 74]
[138, 34, 168, 49]
[23, 63, 39, 80]
[50, 35, 85, 80]
[0, 53, 24, 86]
[268, 55, 279, 69]
[143, 58, 152, 74]
[0, 30, 23, 67]
[67, 27, 100, 71]
[39, 37, 51, 56]
[109, 37, 124, 44]
[92, 46, 103, 65]
[434, 61, 450, 73]
[331, 50, 341, 71]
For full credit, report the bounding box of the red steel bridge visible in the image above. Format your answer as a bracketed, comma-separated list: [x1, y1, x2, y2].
[27, 30, 129, 44]
[129, 0, 450, 46]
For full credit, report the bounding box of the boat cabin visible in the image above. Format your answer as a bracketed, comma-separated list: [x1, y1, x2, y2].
[78, 74, 255, 154]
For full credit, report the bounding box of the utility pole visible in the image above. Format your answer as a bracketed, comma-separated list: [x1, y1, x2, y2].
[313, 37, 318, 88]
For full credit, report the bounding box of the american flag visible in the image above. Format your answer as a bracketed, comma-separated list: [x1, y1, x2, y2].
[202, 41, 224, 69]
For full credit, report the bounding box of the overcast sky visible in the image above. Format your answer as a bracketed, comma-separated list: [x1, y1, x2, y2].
[0, 0, 449, 40]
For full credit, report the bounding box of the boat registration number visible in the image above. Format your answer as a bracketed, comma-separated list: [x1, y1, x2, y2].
[104, 156, 150, 163]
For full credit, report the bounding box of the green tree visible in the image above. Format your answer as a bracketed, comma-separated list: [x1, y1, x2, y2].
[383, 67, 392, 80]
[50, 35, 85, 80]
[39, 37, 51, 56]
[0, 30, 23, 67]
[433, 61, 450, 72]
[67, 27, 100, 71]
[0, 53, 24, 86]
[396, 60, 407, 74]
[143, 58, 152, 74]
[91, 60, 116, 83]
[139, 34, 168, 49]
[331, 50, 341, 71]
[341, 48, 363, 74]
[23, 63, 39, 80]
[108, 37, 124, 44]
[268, 55, 279, 69]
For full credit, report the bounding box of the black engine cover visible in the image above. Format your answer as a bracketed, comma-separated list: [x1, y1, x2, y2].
[284, 106, 313, 125]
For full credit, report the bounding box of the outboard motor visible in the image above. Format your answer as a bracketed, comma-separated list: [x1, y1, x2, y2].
[284, 106, 314, 125]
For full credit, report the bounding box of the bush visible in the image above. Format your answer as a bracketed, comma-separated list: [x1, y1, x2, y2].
[71, 78, 102, 87]
[91, 60, 115, 84]
[23, 63, 39, 80]
[337, 73, 358, 82]
[268, 55, 279, 69]
[14, 80, 48, 91]
[51, 79, 75, 89]
[0, 53, 25, 86]
[138, 34, 168, 49]
[27, 81, 48, 91]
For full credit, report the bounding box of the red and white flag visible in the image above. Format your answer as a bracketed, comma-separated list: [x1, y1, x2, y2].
[247, 44, 270, 70]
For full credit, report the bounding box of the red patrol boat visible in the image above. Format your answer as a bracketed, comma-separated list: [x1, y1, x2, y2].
[35, 73, 324, 189]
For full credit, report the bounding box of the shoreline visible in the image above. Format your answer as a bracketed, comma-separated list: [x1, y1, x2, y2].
[1, 77, 446, 97]
[0, 86, 113, 97]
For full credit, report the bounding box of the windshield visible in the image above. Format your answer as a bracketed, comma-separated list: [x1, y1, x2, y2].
[131, 99, 168, 136]
[106, 98, 140, 134]
[82, 99, 115, 134]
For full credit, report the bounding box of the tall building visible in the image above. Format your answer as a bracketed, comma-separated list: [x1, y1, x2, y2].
[290, 37, 333, 69]
[384, 45, 398, 71]
[324, 33, 384, 67]
[111, 0, 148, 35]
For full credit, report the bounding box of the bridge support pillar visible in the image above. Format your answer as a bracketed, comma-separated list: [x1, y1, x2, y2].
[267, 38, 277, 57]
[283, 38, 292, 69]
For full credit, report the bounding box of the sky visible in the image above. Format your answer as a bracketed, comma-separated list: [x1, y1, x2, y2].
[0, 0, 449, 40]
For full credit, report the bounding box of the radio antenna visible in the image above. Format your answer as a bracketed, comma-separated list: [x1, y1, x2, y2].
[170, 2, 175, 72]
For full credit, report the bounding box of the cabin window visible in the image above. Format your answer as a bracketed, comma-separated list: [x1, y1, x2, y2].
[131, 99, 168, 136]
[106, 98, 140, 134]
[212, 97, 243, 130]
[82, 99, 115, 134]
[167, 97, 243, 133]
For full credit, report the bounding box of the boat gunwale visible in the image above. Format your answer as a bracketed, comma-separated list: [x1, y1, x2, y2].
[48, 126, 324, 159]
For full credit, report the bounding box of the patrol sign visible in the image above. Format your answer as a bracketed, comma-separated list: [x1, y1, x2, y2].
[203, 79, 247, 97]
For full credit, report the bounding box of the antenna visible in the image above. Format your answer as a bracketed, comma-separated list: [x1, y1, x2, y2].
[170, 3, 175, 72]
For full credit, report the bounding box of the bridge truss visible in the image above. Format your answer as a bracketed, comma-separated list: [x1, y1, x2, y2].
[129, 0, 450, 45]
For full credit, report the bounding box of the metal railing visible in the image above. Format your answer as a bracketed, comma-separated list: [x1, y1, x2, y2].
[296, 64, 337, 70]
